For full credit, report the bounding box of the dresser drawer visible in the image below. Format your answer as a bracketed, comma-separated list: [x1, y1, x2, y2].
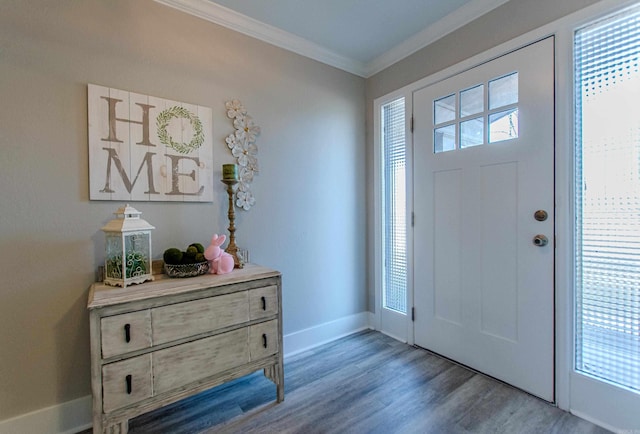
[152, 291, 249, 345]
[153, 327, 249, 394]
[249, 285, 279, 320]
[101, 310, 152, 358]
[102, 354, 152, 413]
[249, 320, 279, 361]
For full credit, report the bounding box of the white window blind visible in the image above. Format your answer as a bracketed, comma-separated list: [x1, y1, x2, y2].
[575, 3, 640, 392]
[382, 98, 407, 313]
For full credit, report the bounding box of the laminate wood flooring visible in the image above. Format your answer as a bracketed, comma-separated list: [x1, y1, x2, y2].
[82, 330, 610, 434]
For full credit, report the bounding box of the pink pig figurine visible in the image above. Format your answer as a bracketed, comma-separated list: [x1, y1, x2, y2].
[204, 234, 234, 275]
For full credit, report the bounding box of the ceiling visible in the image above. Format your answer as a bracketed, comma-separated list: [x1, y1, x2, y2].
[155, 0, 510, 77]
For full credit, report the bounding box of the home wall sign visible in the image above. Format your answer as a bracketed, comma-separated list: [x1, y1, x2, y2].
[88, 84, 214, 202]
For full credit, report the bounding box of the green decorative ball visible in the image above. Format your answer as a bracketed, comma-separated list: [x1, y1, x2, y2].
[195, 252, 205, 263]
[163, 248, 183, 265]
[184, 245, 198, 257]
[189, 243, 205, 254]
[181, 254, 197, 264]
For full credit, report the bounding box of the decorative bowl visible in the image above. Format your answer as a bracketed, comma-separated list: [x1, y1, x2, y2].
[164, 261, 209, 278]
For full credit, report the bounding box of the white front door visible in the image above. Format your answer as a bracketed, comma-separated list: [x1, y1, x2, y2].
[413, 37, 555, 401]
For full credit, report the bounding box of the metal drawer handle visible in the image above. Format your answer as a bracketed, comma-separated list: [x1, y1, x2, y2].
[262, 334, 268, 348]
[124, 324, 131, 343]
[126, 375, 132, 394]
[261, 296, 266, 311]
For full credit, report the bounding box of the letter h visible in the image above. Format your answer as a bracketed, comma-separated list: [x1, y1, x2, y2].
[100, 97, 155, 146]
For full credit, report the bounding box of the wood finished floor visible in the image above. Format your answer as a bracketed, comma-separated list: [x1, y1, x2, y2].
[83, 330, 610, 434]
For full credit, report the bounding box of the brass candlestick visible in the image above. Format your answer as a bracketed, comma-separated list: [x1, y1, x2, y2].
[221, 178, 242, 268]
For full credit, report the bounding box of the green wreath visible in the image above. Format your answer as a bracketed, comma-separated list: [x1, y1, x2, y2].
[156, 106, 204, 154]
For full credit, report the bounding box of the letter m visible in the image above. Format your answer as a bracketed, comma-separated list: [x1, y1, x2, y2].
[100, 148, 159, 195]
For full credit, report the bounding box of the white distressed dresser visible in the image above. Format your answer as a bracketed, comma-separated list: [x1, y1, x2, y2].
[87, 264, 283, 433]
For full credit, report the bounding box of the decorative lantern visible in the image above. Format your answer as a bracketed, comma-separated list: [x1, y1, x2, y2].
[101, 204, 155, 287]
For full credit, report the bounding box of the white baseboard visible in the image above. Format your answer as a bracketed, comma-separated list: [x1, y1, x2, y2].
[0, 311, 374, 434]
[0, 395, 92, 434]
[569, 410, 622, 434]
[283, 311, 374, 358]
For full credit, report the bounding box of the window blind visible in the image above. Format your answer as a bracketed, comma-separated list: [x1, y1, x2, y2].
[575, 3, 640, 392]
[382, 98, 407, 313]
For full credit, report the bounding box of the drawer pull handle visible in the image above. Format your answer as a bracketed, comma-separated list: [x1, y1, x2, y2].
[261, 296, 266, 311]
[126, 375, 132, 394]
[124, 324, 131, 343]
[262, 334, 268, 348]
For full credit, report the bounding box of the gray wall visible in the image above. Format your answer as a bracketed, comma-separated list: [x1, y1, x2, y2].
[364, 0, 600, 311]
[0, 0, 366, 420]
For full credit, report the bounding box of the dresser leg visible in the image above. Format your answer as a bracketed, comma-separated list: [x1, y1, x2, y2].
[264, 363, 285, 402]
[276, 378, 284, 403]
[104, 419, 129, 434]
[263, 365, 275, 383]
[276, 362, 285, 403]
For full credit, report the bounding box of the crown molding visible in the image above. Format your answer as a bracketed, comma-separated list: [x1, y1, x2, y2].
[154, 0, 368, 77]
[364, 0, 511, 76]
[155, 0, 509, 78]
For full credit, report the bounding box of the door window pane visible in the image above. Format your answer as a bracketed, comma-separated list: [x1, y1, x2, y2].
[489, 72, 519, 109]
[434, 94, 456, 124]
[460, 84, 484, 117]
[460, 117, 484, 148]
[575, 3, 640, 392]
[434, 124, 456, 153]
[489, 109, 519, 143]
[382, 98, 407, 313]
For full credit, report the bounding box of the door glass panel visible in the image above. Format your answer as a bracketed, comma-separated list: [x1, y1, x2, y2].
[460, 84, 484, 117]
[489, 72, 519, 109]
[575, 4, 640, 392]
[381, 98, 407, 314]
[489, 109, 519, 143]
[434, 124, 456, 153]
[460, 117, 484, 148]
[434, 94, 456, 124]
[433, 73, 521, 153]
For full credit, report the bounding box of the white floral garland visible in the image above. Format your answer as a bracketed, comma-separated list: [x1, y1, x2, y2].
[225, 100, 260, 210]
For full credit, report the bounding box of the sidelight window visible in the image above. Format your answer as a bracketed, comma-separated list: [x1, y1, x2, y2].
[381, 98, 407, 314]
[575, 3, 640, 392]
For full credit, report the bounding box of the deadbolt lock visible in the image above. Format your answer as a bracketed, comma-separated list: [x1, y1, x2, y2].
[534, 210, 548, 221]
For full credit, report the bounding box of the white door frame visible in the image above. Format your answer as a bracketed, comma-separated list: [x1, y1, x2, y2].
[373, 0, 640, 430]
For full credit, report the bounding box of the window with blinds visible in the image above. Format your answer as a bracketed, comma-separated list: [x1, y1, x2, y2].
[382, 98, 407, 313]
[575, 3, 640, 392]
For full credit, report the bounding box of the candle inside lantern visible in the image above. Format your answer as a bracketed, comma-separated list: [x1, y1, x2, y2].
[222, 164, 238, 180]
